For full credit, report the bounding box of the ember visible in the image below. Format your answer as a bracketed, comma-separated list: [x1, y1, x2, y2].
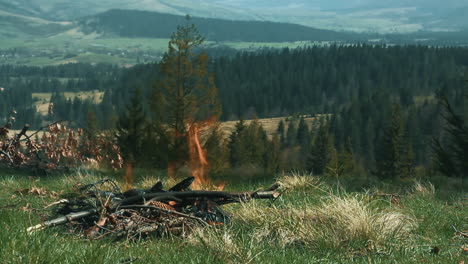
[27, 177, 280, 240]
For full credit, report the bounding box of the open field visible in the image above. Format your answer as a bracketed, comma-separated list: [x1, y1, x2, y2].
[8, 115, 322, 139]
[0, 26, 324, 66]
[31, 90, 104, 116]
[219, 116, 323, 138]
[0, 170, 466, 263]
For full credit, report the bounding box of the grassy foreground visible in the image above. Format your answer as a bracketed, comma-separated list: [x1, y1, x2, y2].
[0, 170, 466, 263]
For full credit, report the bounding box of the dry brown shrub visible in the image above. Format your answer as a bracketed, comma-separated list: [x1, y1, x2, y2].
[0, 123, 123, 171]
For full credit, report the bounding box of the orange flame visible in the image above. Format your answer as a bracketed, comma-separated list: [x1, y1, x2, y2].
[124, 162, 133, 190]
[187, 120, 225, 191]
[188, 123, 209, 189]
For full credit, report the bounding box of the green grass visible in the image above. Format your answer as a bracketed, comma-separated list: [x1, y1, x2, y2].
[0, 169, 466, 263]
[0, 24, 330, 66]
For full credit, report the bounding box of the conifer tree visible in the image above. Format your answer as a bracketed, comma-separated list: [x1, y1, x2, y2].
[205, 126, 229, 174]
[228, 120, 274, 169]
[286, 118, 297, 147]
[264, 134, 281, 172]
[375, 104, 414, 179]
[297, 117, 310, 146]
[328, 145, 357, 178]
[307, 124, 333, 175]
[116, 88, 147, 164]
[228, 119, 246, 167]
[432, 96, 468, 177]
[156, 15, 221, 170]
[243, 120, 267, 166]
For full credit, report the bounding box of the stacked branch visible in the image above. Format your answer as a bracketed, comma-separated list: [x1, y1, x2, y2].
[27, 177, 280, 240]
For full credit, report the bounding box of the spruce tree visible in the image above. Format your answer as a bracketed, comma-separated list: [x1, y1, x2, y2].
[116, 88, 147, 164]
[432, 96, 468, 177]
[156, 16, 221, 171]
[297, 117, 311, 147]
[307, 124, 333, 175]
[204, 126, 229, 174]
[264, 134, 281, 172]
[228, 119, 246, 167]
[375, 104, 414, 179]
[286, 118, 297, 147]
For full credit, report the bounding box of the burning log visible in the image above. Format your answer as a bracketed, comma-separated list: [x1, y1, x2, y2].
[115, 190, 280, 207]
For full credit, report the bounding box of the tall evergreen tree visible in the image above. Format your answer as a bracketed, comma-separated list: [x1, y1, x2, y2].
[432, 96, 468, 177]
[264, 134, 281, 172]
[228, 119, 246, 167]
[297, 117, 311, 147]
[286, 118, 297, 147]
[156, 15, 221, 171]
[204, 126, 229, 174]
[307, 124, 333, 175]
[375, 104, 414, 179]
[116, 88, 147, 164]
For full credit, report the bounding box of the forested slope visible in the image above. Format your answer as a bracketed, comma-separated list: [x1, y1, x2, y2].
[1, 44, 467, 175]
[78, 9, 359, 42]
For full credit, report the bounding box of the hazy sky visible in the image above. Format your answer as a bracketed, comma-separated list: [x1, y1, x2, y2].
[212, 0, 467, 10]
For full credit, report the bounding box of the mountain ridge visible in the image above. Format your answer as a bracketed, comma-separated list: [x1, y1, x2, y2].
[78, 9, 359, 42]
[1, 0, 468, 33]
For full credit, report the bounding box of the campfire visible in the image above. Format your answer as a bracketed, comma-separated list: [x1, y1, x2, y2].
[27, 177, 280, 240]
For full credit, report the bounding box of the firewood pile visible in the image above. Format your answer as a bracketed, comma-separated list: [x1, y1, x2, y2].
[27, 177, 280, 240]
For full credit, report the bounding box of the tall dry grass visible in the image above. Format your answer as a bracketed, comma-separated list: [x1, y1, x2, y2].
[186, 172, 417, 261]
[233, 195, 415, 251]
[275, 171, 319, 191]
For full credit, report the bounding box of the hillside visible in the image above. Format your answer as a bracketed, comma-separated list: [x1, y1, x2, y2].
[0, 0, 258, 21]
[0, 10, 71, 38]
[1, 6, 468, 67]
[2, 0, 468, 33]
[78, 9, 358, 42]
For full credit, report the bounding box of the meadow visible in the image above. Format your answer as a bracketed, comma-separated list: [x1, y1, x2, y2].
[0, 168, 466, 263]
[0, 24, 323, 66]
[31, 90, 104, 116]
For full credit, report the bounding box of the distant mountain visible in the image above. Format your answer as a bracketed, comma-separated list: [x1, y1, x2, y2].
[78, 9, 359, 42]
[0, 0, 260, 21]
[210, 0, 468, 11]
[0, 7, 72, 38]
[1, 0, 468, 33]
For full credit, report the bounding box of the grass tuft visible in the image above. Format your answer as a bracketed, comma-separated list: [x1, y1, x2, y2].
[0, 170, 466, 263]
[233, 193, 415, 253]
[276, 171, 319, 191]
[412, 181, 435, 196]
[188, 227, 261, 264]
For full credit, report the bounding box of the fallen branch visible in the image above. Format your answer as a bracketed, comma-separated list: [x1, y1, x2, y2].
[118, 205, 209, 226]
[27, 209, 97, 233]
[26, 178, 280, 239]
[115, 190, 280, 207]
